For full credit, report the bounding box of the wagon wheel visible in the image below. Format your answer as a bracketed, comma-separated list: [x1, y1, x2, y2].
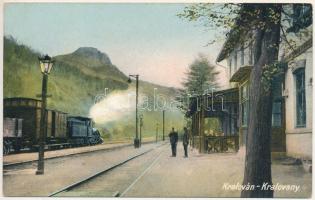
[92, 137, 98, 145]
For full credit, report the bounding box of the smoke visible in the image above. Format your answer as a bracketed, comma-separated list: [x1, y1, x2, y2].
[89, 88, 143, 124]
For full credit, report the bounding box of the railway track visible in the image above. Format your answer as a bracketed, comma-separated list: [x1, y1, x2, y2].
[3, 140, 156, 168]
[49, 143, 167, 197]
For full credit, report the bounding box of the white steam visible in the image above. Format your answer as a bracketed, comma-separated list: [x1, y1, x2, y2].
[89, 88, 143, 124]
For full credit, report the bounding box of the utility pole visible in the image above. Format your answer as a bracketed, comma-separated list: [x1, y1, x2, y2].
[139, 114, 143, 147]
[162, 110, 165, 141]
[156, 123, 159, 143]
[135, 75, 139, 147]
[127, 74, 140, 148]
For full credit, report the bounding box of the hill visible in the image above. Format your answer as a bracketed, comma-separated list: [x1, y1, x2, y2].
[3, 36, 185, 140]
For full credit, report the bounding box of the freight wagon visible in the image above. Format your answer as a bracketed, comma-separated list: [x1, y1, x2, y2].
[3, 117, 23, 154]
[3, 97, 102, 154]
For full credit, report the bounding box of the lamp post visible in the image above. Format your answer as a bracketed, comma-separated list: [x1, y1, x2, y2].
[139, 114, 143, 147]
[127, 74, 140, 148]
[36, 55, 54, 175]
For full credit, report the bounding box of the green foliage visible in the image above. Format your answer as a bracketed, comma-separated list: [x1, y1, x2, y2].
[177, 54, 219, 114]
[261, 61, 285, 92]
[182, 54, 219, 94]
[177, 3, 240, 31]
[4, 36, 130, 116]
[204, 117, 222, 136]
[178, 4, 312, 61]
[3, 36, 185, 140]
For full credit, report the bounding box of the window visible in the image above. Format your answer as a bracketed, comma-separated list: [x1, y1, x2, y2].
[228, 58, 232, 78]
[271, 76, 283, 127]
[241, 47, 245, 66]
[234, 51, 237, 72]
[241, 83, 249, 127]
[249, 43, 254, 65]
[294, 68, 306, 127]
[272, 101, 282, 127]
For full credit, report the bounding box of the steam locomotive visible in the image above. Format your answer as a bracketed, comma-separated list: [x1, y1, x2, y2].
[3, 98, 103, 155]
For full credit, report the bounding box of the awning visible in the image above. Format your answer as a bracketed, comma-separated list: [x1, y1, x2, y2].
[187, 87, 239, 117]
[230, 65, 252, 82]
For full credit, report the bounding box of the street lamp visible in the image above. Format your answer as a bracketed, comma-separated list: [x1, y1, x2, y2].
[127, 74, 140, 148]
[36, 55, 54, 175]
[139, 114, 143, 147]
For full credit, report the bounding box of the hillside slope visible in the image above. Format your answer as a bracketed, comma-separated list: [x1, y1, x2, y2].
[3, 36, 185, 140]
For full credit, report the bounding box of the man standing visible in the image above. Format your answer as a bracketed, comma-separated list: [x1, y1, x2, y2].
[183, 127, 189, 157]
[169, 127, 178, 157]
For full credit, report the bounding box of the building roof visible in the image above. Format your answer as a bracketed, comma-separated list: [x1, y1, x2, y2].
[4, 97, 67, 114]
[217, 4, 313, 63]
[216, 5, 250, 63]
[187, 87, 239, 117]
[216, 29, 243, 63]
[230, 65, 252, 82]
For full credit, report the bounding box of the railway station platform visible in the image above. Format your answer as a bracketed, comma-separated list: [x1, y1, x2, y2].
[122, 145, 311, 198]
[3, 142, 311, 198]
[3, 139, 154, 166]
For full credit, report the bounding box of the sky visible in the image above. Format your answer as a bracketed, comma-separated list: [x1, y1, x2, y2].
[4, 3, 228, 88]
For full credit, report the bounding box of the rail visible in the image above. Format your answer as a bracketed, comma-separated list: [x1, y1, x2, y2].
[49, 142, 167, 197]
[4, 140, 158, 167]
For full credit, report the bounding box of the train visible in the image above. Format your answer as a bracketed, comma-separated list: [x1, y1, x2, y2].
[3, 97, 103, 155]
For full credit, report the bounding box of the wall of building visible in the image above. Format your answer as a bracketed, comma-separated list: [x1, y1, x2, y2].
[227, 43, 254, 80]
[285, 47, 312, 159]
[218, 4, 312, 157]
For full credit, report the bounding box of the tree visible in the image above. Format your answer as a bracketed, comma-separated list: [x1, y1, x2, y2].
[178, 54, 219, 114]
[183, 54, 218, 94]
[178, 3, 312, 197]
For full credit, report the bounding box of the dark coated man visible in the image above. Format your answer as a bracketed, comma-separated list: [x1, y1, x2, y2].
[183, 127, 189, 157]
[169, 127, 178, 157]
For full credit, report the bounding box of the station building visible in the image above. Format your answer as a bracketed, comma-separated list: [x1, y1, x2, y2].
[189, 4, 312, 160]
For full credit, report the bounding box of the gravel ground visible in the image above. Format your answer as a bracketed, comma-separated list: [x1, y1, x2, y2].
[3, 143, 311, 198]
[124, 145, 312, 198]
[3, 142, 159, 196]
[55, 144, 166, 197]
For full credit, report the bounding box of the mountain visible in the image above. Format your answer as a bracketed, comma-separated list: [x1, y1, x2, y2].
[3, 36, 185, 140]
[55, 47, 127, 82]
[74, 47, 112, 66]
[4, 36, 129, 116]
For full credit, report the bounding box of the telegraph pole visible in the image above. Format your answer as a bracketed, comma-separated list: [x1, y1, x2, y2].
[156, 123, 159, 143]
[135, 75, 139, 147]
[139, 114, 143, 147]
[162, 110, 165, 141]
[127, 74, 140, 148]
